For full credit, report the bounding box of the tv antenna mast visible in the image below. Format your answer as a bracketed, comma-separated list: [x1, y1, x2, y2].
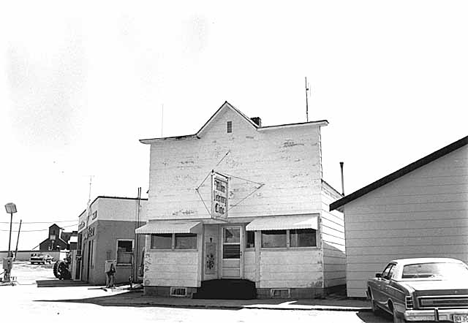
[305, 77, 310, 122]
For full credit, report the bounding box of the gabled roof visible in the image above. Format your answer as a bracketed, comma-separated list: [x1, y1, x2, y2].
[197, 101, 259, 137]
[140, 101, 328, 144]
[330, 135, 468, 212]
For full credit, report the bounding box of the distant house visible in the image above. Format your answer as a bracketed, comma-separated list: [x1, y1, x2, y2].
[39, 224, 77, 251]
[330, 136, 468, 298]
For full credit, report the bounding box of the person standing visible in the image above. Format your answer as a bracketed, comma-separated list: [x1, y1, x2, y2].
[105, 260, 116, 288]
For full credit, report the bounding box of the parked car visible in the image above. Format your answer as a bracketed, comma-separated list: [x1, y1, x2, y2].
[30, 253, 54, 265]
[367, 258, 468, 323]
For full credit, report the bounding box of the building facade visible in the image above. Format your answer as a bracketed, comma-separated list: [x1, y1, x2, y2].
[137, 102, 345, 298]
[77, 196, 147, 285]
[330, 136, 468, 298]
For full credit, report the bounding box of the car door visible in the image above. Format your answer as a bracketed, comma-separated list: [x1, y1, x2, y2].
[380, 263, 396, 310]
[373, 263, 395, 307]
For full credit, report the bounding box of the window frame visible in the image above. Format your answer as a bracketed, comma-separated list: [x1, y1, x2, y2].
[149, 233, 198, 251]
[150, 233, 173, 250]
[260, 229, 318, 249]
[116, 239, 134, 266]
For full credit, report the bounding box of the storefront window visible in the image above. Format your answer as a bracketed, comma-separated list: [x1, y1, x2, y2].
[151, 234, 172, 249]
[290, 229, 317, 247]
[117, 240, 133, 264]
[175, 233, 197, 249]
[261, 230, 287, 248]
[246, 231, 255, 248]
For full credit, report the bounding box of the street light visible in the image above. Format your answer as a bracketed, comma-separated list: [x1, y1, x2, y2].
[3, 203, 17, 283]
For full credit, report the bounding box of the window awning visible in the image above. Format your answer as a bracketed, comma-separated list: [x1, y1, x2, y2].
[135, 220, 202, 235]
[246, 214, 319, 231]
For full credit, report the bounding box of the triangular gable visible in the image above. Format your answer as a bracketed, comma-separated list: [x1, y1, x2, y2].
[196, 101, 259, 137]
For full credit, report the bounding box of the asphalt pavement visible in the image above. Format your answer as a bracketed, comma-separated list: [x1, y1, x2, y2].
[3, 261, 371, 313]
[34, 283, 372, 312]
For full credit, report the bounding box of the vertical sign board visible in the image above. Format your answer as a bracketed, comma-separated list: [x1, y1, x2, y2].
[211, 172, 229, 220]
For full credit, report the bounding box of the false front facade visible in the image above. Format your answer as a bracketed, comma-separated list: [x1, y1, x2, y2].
[137, 102, 345, 298]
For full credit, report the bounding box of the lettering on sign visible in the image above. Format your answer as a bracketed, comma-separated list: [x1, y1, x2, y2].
[211, 171, 229, 219]
[78, 221, 86, 231]
[92, 211, 98, 220]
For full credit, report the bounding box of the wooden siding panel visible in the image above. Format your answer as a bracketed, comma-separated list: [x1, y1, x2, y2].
[259, 249, 323, 288]
[244, 250, 256, 282]
[145, 251, 199, 287]
[343, 146, 468, 298]
[321, 185, 346, 288]
[147, 109, 324, 219]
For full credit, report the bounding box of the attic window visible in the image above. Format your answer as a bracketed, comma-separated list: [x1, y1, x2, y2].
[227, 121, 232, 133]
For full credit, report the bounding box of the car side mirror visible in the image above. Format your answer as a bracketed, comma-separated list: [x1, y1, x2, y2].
[375, 273, 382, 278]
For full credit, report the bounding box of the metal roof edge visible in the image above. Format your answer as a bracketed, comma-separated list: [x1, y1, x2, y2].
[330, 135, 468, 211]
[258, 120, 329, 131]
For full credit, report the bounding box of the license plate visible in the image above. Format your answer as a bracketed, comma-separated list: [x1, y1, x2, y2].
[454, 314, 468, 323]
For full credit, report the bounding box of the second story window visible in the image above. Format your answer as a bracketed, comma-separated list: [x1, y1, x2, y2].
[227, 121, 232, 133]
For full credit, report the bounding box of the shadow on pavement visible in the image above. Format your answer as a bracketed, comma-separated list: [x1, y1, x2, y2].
[356, 310, 392, 323]
[36, 280, 90, 288]
[34, 289, 372, 313]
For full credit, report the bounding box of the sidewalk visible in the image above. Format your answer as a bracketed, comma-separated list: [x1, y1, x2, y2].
[77, 286, 372, 312]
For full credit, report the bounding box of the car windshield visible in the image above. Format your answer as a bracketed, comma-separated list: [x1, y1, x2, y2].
[402, 262, 468, 280]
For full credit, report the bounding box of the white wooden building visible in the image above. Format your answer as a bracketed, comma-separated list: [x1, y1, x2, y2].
[330, 136, 468, 298]
[137, 102, 345, 299]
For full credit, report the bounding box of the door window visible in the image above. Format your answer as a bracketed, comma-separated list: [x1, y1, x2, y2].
[223, 227, 240, 259]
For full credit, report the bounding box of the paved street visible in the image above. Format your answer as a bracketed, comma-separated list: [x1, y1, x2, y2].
[0, 262, 391, 323]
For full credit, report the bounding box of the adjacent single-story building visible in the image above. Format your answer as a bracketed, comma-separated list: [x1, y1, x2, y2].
[330, 136, 468, 298]
[137, 101, 345, 299]
[77, 195, 147, 285]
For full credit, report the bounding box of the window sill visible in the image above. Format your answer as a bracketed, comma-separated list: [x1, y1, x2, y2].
[149, 248, 198, 252]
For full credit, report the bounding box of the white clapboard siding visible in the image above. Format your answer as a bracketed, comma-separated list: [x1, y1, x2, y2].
[321, 182, 346, 287]
[145, 251, 199, 287]
[147, 106, 324, 219]
[244, 250, 256, 282]
[344, 145, 468, 298]
[259, 249, 323, 288]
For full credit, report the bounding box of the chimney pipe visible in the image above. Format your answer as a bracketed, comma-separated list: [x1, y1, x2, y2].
[340, 162, 345, 196]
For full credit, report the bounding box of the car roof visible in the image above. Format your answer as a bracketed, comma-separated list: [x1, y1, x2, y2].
[390, 258, 463, 266]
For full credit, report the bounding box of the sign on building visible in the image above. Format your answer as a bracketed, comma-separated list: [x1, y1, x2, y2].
[211, 171, 229, 219]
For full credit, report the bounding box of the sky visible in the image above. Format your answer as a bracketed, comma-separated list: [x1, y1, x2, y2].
[0, 1, 467, 251]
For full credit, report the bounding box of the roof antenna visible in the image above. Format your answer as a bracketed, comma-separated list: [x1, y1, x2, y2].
[305, 77, 310, 122]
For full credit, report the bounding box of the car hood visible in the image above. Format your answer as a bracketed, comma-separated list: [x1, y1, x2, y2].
[400, 280, 468, 295]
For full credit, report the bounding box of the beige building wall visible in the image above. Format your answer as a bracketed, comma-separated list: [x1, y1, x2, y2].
[344, 145, 468, 297]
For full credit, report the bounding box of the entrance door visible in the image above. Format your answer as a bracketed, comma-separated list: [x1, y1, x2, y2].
[222, 226, 242, 278]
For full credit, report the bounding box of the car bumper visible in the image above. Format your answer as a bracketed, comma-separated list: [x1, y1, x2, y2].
[404, 309, 468, 322]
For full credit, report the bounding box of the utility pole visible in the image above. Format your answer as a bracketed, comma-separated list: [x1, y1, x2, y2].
[14, 219, 22, 260]
[305, 77, 310, 122]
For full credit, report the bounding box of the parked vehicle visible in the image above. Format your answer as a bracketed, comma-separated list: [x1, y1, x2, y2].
[367, 258, 468, 323]
[53, 252, 71, 280]
[30, 253, 54, 265]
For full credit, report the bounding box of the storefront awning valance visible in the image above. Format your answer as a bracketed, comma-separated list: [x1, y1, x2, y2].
[246, 214, 319, 231]
[135, 220, 202, 235]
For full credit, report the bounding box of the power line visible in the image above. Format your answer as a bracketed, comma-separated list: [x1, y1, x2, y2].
[0, 220, 77, 224]
[0, 223, 77, 233]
